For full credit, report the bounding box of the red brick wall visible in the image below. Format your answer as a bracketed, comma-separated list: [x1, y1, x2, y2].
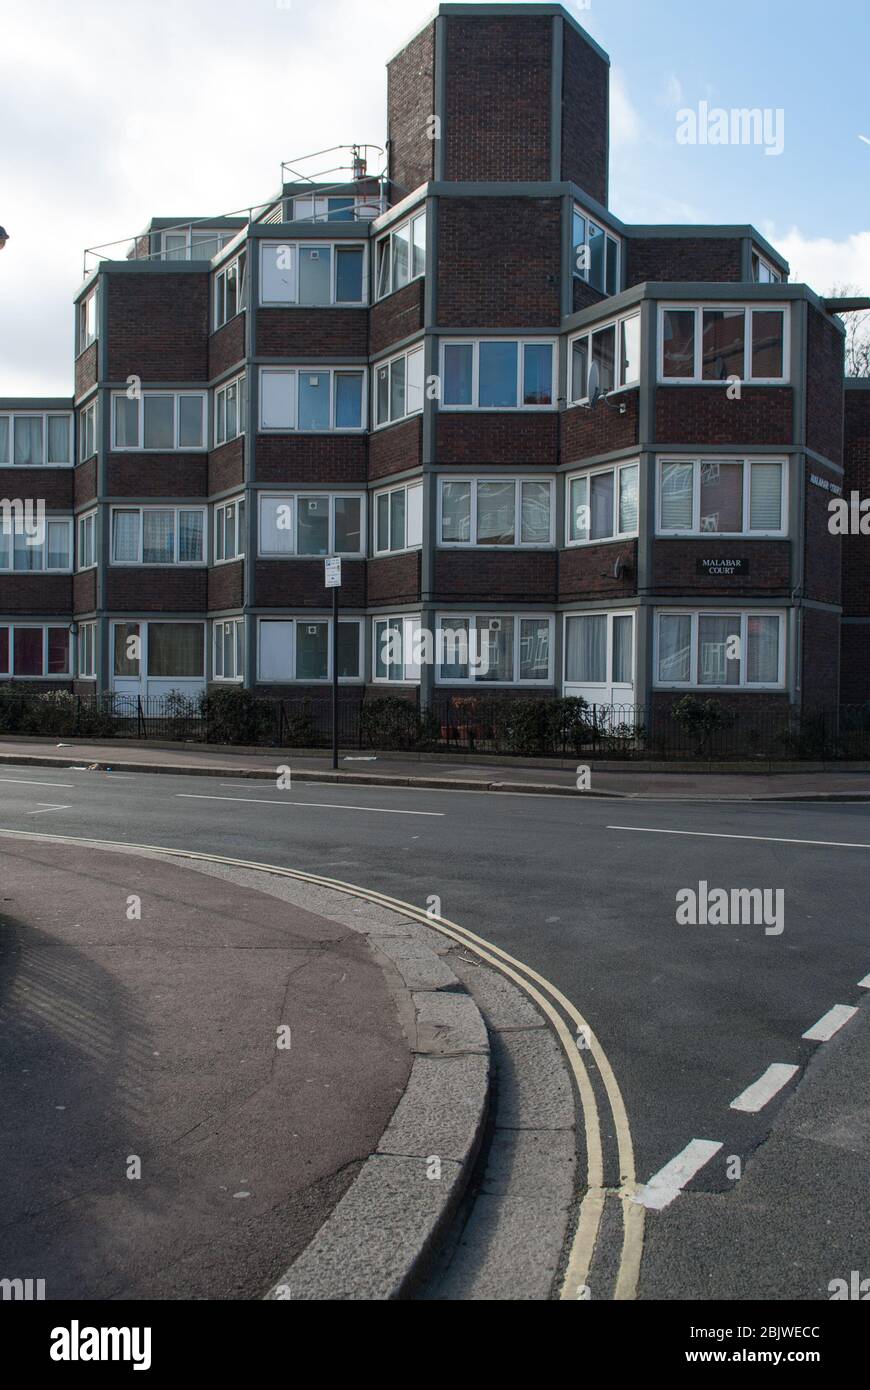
[803, 462, 842, 607]
[843, 389, 870, 616]
[5, 468, 73, 509]
[369, 417, 422, 480]
[561, 23, 608, 205]
[655, 387, 793, 446]
[386, 22, 436, 200]
[1, 576, 73, 613]
[75, 342, 98, 398]
[436, 413, 558, 465]
[256, 308, 368, 357]
[626, 237, 744, 287]
[370, 281, 425, 356]
[208, 561, 243, 611]
[840, 624, 870, 702]
[255, 436, 367, 485]
[106, 273, 209, 381]
[367, 552, 421, 605]
[443, 16, 552, 181]
[801, 606, 840, 707]
[209, 438, 245, 495]
[652, 539, 791, 596]
[573, 278, 610, 314]
[106, 568, 207, 611]
[73, 570, 97, 614]
[437, 198, 561, 326]
[559, 540, 637, 601]
[74, 460, 97, 508]
[433, 549, 557, 603]
[806, 305, 844, 466]
[561, 391, 639, 463]
[106, 455, 208, 497]
[255, 559, 365, 607]
[208, 316, 245, 380]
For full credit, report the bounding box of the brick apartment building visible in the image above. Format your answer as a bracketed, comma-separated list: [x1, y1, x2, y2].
[2, 2, 868, 720]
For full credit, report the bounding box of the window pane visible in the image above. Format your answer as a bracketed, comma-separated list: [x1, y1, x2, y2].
[612, 616, 633, 683]
[298, 246, 331, 304]
[261, 371, 294, 429]
[259, 621, 293, 681]
[476, 617, 514, 682]
[565, 615, 606, 683]
[335, 247, 363, 303]
[14, 628, 43, 675]
[698, 615, 740, 686]
[0, 418, 8, 462]
[178, 396, 203, 448]
[337, 622, 360, 678]
[572, 209, 586, 276]
[588, 223, 605, 291]
[412, 214, 426, 277]
[148, 623, 204, 678]
[47, 416, 70, 463]
[47, 628, 69, 674]
[260, 497, 293, 554]
[618, 465, 639, 534]
[335, 373, 362, 428]
[702, 309, 745, 380]
[143, 396, 174, 450]
[261, 244, 295, 303]
[657, 613, 691, 683]
[441, 481, 471, 542]
[178, 510, 204, 562]
[392, 224, 410, 290]
[478, 342, 518, 408]
[477, 481, 515, 545]
[374, 620, 390, 679]
[591, 325, 616, 395]
[326, 197, 354, 222]
[749, 462, 783, 531]
[407, 483, 423, 547]
[590, 471, 615, 540]
[143, 510, 175, 563]
[444, 344, 473, 405]
[298, 372, 330, 431]
[605, 236, 619, 296]
[376, 492, 390, 551]
[114, 396, 139, 448]
[521, 481, 550, 543]
[699, 461, 743, 533]
[660, 462, 693, 530]
[112, 510, 140, 562]
[571, 337, 589, 401]
[376, 239, 391, 298]
[439, 617, 469, 681]
[297, 496, 330, 555]
[569, 476, 589, 542]
[113, 623, 140, 677]
[662, 310, 696, 378]
[407, 347, 424, 415]
[389, 356, 406, 421]
[747, 615, 780, 684]
[389, 488, 406, 550]
[0, 627, 7, 672]
[296, 623, 328, 680]
[376, 364, 390, 425]
[620, 315, 640, 386]
[14, 417, 43, 465]
[14, 530, 40, 571]
[523, 344, 552, 405]
[520, 619, 549, 680]
[334, 496, 361, 553]
[47, 521, 70, 569]
[752, 310, 784, 378]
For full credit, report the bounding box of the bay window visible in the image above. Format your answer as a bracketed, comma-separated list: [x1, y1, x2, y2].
[440, 339, 556, 409]
[258, 618, 362, 682]
[435, 614, 554, 686]
[0, 624, 70, 677]
[258, 493, 363, 556]
[111, 507, 205, 565]
[657, 458, 786, 535]
[259, 241, 366, 305]
[373, 481, 422, 554]
[112, 392, 206, 450]
[572, 207, 620, 295]
[259, 367, 365, 431]
[567, 462, 639, 544]
[659, 304, 788, 383]
[655, 610, 785, 689]
[570, 312, 640, 403]
[439, 477, 553, 546]
[374, 345, 424, 426]
[215, 498, 245, 562]
[0, 412, 72, 466]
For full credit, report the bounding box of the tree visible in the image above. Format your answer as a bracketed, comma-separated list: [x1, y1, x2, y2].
[829, 283, 870, 378]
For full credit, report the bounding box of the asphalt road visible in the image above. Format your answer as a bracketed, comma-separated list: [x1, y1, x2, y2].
[1, 764, 868, 1298]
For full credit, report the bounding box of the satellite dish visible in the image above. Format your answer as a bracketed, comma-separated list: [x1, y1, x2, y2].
[587, 359, 601, 405]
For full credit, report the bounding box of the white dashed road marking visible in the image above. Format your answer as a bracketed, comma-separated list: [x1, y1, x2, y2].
[27, 804, 72, 816]
[632, 1139, 723, 1211]
[176, 793, 444, 817]
[802, 1004, 858, 1042]
[608, 825, 870, 851]
[0, 778, 74, 789]
[730, 1063, 800, 1113]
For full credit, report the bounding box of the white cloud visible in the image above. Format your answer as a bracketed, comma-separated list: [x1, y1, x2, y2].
[772, 227, 870, 297]
[610, 69, 643, 149]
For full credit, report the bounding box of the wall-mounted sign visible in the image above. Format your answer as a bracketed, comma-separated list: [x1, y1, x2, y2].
[324, 556, 342, 588]
[696, 557, 749, 577]
[810, 473, 843, 497]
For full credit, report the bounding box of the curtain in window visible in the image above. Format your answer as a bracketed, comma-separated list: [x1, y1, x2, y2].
[749, 463, 783, 530]
[14, 417, 42, 465]
[657, 614, 691, 683]
[519, 619, 549, 680]
[521, 482, 550, 543]
[47, 417, 70, 463]
[47, 628, 69, 674]
[178, 511, 203, 563]
[299, 246, 331, 305]
[565, 615, 606, 684]
[477, 481, 515, 545]
[441, 482, 471, 542]
[148, 623, 204, 678]
[47, 522, 70, 570]
[618, 466, 639, 534]
[259, 621, 293, 681]
[14, 628, 43, 675]
[260, 498, 292, 553]
[143, 511, 175, 564]
[698, 616, 740, 686]
[660, 463, 693, 530]
[569, 476, 589, 542]
[476, 618, 514, 682]
[612, 615, 633, 684]
[699, 461, 743, 533]
[590, 471, 614, 540]
[747, 616, 780, 684]
[113, 511, 140, 563]
[14, 530, 40, 571]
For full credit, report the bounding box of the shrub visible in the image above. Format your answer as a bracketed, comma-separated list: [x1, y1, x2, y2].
[671, 695, 735, 754]
[360, 696, 421, 750]
[201, 687, 271, 745]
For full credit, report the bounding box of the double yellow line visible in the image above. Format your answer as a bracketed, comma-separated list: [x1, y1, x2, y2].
[0, 827, 644, 1300]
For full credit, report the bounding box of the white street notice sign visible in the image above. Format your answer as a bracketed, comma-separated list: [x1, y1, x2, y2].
[324, 556, 342, 588]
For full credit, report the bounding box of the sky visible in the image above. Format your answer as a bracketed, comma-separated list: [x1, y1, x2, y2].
[1, 0, 868, 397]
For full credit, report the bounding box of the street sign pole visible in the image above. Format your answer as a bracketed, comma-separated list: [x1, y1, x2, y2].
[325, 557, 342, 770]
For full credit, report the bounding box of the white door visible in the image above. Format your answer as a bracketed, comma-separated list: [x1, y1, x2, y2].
[111, 621, 206, 702]
[564, 612, 636, 708]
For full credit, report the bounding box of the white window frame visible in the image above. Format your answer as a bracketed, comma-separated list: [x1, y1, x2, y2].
[79, 401, 97, 463]
[563, 610, 636, 691]
[213, 617, 245, 683]
[572, 205, 621, 295]
[655, 457, 788, 538]
[256, 616, 364, 683]
[289, 193, 382, 223]
[214, 252, 247, 329]
[214, 497, 246, 564]
[0, 412, 73, 467]
[258, 240, 368, 307]
[79, 288, 98, 354]
[214, 375, 247, 447]
[438, 476, 555, 548]
[109, 506, 207, 566]
[110, 620, 206, 681]
[371, 615, 423, 684]
[439, 339, 557, 411]
[565, 461, 640, 547]
[78, 621, 97, 680]
[373, 344, 425, 428]
[433, 613, 555, 687]
[111, 392, 208, 452]
[258, 492, 366, 558]
[258, 367, 367, 433]
[568, 311, 641, 405]
[0, 517, 73, 573]
[653, 609, 787, 691]
[658, 303, 790, 385]
[77, 510, 97, 571]
[752, 251, 783, 285]
[160, 228, 235, 261]
[372, 481, 423, 555]
[375, 209, 426, 301]
[0, 623, 72, 678]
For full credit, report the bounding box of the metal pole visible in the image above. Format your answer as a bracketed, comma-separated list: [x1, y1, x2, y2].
[332, 586, 339, 770]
